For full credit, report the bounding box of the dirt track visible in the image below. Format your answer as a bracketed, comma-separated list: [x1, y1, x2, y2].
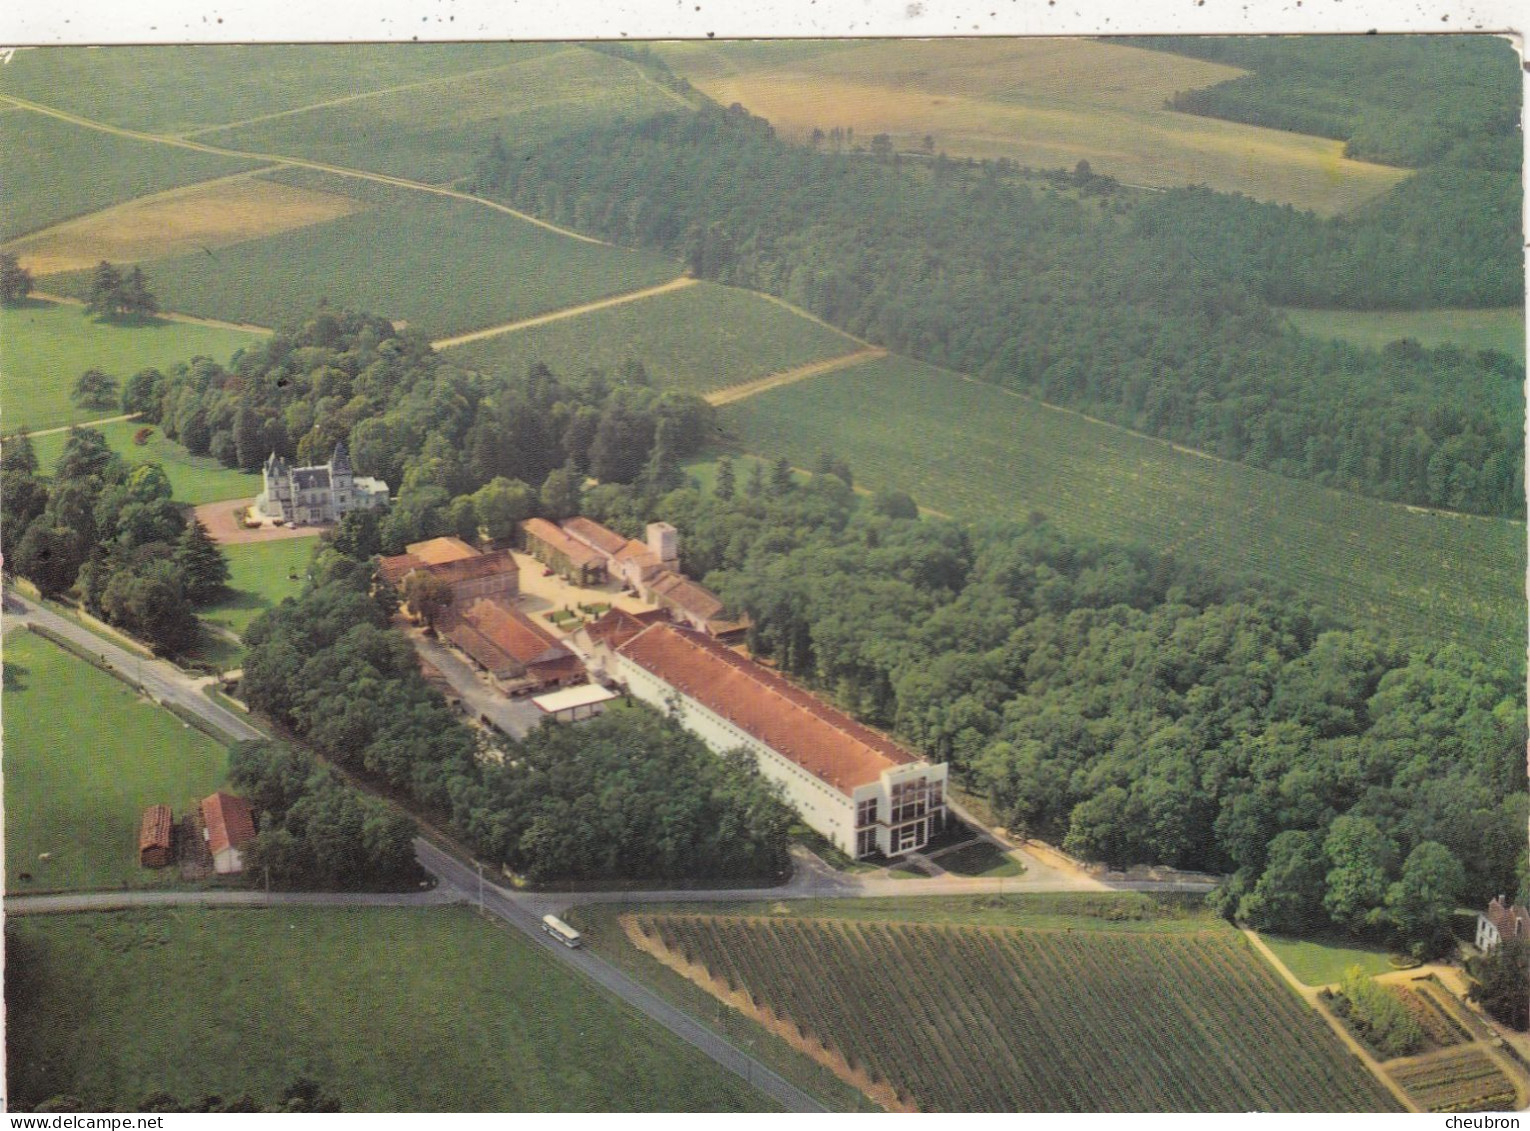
[705, 347, 887, 407]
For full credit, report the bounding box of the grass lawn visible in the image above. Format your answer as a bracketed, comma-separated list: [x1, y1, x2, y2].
[1, 299, 264, 434]
[444, 281, 862, 398]
[50, 173, 678, 340]
[31, 417, 260, 504]
[935, 840, 1025, 878]
[1, 628, 230, 892]
[0, 112, 257, 241]
[722, 355, 1526, 666]
[6, 906, 772, 1112]
[202, 45, 681, 185]
[1283, 307, 1526, 362]
[200, 539, 320, 637]
[0, 44, 555, 136]
[1261, 932, 1397, 987]
[655, 39, 1407, 214]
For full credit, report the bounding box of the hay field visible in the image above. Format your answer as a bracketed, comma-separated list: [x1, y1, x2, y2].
[202, 45, 684, 184]
[443, 281, 863, 396]
[723, 355, 1525, 663]
[9, 173, 366, 276]
[656, 39, 1409, 214]
[0, 110, 256, 240]
[0, 43, 556, 135]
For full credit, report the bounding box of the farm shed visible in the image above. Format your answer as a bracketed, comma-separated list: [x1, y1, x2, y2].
[201, 791, 257, 875]
[531, 682, 619, 722]
[139, 804, 174, 868]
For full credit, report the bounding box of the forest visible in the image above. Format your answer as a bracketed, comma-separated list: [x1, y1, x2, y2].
[465, 102, 1523, 517]
[576, 467, 1524, 953]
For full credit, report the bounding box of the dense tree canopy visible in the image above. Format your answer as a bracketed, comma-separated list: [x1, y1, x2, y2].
[466, 103, 1522, 517]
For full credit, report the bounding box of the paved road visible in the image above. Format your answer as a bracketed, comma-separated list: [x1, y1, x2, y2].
[415, 840, 826, 1113]
[6, 887, 461, 915]
[4, 594, 263, 742]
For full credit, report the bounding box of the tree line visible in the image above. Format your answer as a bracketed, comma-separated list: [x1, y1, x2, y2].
[238, 513, 794, 884]
[119, 309, 716, 549]
[567, 463, 1526, 956]
[2, 427, 228, 655]
[464, 104, 1523, 517]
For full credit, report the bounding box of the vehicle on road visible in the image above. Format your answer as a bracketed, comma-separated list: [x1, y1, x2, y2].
[542, 914, 582, 948]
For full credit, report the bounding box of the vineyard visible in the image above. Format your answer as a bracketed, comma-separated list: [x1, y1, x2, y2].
[1390, 1047, 1519, 1112]
[628, 913, 1401, 1112]
[722, 356, 1526, 664]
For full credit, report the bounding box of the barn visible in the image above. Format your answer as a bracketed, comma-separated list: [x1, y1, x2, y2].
[139, 804, 174, 868]
[201, 791, 257, 875]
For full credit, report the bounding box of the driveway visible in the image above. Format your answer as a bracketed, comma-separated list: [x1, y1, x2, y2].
[193, 497, 325, 546]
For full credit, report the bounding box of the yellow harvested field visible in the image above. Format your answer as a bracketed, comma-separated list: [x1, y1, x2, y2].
[7, 173, 367, 275]
[658, 39, 1410, 214]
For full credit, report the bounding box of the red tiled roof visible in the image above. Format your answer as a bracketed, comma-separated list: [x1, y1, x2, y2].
[406, 536, 480, 565]
[616, 538, 661, 570]
[1487, 898, 1530, 942]
[441, 597, 578, 680]
[648, 570, 725, 621]
[139, 804, 173, 852]
[617, 623, 920, 793]
[377, 551, 426, 587]
[586, 606, 668, 651]
[522, 518, 606, 570]
[561, 516, 630, 557]
[201, 792, 256, 856]
[378, 548, 517, 589]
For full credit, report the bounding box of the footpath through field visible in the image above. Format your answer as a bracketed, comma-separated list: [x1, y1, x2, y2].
[431, 276, 697, 350]
[705, 347, 887, 406]
[0, 93, 610, 248]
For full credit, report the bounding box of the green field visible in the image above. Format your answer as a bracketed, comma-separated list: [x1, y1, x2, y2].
[31, 418, 260, 504]
[5, 906, 770, 1112]
[202, 45, 682, 184]
[1, 628, 230, 892]
[722, 357, 1526, 664]
[49, 173, 677, 339]
[1283, 307, 1526, 361]
[0, 112, 257, 240]
[201, 539, 320, 637]
[0, 44, 555, 136]
[934, 841, 1024, 878]
[1261, 932, 1398, 987]
[444, 281, 862, 395]
[1, 299, 263, 433]
[629, 909, 1400, 1111]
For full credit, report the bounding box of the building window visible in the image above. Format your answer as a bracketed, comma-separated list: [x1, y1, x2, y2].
[929, 780, 944, 810]
[856, 798, 877, 828]
[856, 828, 877, 858]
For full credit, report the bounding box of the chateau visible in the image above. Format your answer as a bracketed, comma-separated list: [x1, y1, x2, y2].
[255, 442, 390, 525]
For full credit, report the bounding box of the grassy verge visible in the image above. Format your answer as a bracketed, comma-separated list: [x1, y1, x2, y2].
[935, 840, 1024, 878]
[6, 906, 773, 1112]
[722, 354, 1526, 665]
[563, 903, 877, 1112]
[1, 627, 230, 892]
[1, 299, 262, 435]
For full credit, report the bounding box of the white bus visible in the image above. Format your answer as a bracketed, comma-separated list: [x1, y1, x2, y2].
[541, 914, 582, 948]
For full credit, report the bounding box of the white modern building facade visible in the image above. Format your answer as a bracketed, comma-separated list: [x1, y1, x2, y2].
[611, 622, 948, 859]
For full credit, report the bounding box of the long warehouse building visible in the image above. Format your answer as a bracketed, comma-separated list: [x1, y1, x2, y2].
[608, 621, 948, 859]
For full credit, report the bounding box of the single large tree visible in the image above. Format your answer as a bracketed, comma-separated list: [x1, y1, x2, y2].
[1384, 841, 1466, 957]
[0, 251, 33, 306]
[1468, 937, 1529, 1030]
[1323, 815, 1397, 935]
[176, 518, 231, 604]
[401, 570, 453, 627]
[71, 368, 120, 411]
